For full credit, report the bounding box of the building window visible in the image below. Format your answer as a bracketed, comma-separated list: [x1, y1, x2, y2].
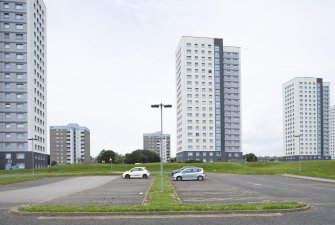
[16, 14, 23, 20]
[5, 153, 11, 159]
[16, 24, 24, 30]
[17, 143, 24, 149]
[16, 54, 24, 59]
[15, 4, 23, 10]
[4, 3, 9, 8]
[16, 64, 24, 69]
[4, 23, 10, 29]
[16, 34, 23, 39]
[17, 163, 25, 169]
[16, 44, 24, 49]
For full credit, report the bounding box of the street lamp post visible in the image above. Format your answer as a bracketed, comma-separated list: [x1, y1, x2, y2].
[151, 103, 172, 192]
[28, 138, 37, 176]
[294, 134, 302, 173]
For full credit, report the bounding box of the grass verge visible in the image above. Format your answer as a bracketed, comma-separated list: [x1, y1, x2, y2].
[18, 175, 305, 213]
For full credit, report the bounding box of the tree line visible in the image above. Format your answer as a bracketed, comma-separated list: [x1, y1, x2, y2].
[96, 149, 160, 164]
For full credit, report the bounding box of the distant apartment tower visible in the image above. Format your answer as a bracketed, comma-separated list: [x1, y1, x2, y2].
[175, 36, 242, 162]
[330, 105, 335, 159]
[143, 131, 170, 162]
[283, 77, 331, 160]
[50, 124, 90, 164]
[0, 0, 48, 169]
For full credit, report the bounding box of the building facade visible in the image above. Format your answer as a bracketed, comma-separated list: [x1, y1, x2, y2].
[50, 124, 90, 164]
[330, 105, 335, 159]
[175, 36, 242, 162]
[143, 131, 170, 162]
[0, 0, 48, 169]
[283, 77, 331, 160]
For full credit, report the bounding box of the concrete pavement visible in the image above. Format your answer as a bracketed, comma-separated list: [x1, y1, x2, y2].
[0, 176, 118, 204]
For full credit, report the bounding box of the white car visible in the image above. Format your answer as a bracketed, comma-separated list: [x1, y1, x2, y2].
[122, 167, 150, 179]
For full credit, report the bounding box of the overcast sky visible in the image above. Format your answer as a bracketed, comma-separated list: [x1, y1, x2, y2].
[44, 0, 335, 157]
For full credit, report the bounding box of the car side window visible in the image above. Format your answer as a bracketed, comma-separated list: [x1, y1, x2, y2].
[138, 168, 143, 171]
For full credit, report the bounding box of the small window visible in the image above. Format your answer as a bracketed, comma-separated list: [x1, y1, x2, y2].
[16, 44, 23, 49]
[15, 4, 24, 10]
[16, 24, 24, 30]
[5, 153, 11, 159]
[16, 54, 24, 59]
[4, 23, 10, 29]
[16, 14, 23, 20]
[17, 143, 24, 148]
[4, 13, 10, 18]
[4, 3, 10, 8]
[5, 43, 10, 48]
[17, 163, 25, 169]
[16, 34, 23, 39]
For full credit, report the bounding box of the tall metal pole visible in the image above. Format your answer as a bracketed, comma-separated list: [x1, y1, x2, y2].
[294, 134, 301, 173]
[151, 103, 171, 193]
[298, 136, 301, 173]
[28, 138, 37, 176]
[160, 103, 164, 192]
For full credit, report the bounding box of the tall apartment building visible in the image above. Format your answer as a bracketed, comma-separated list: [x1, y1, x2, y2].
[50, 124, 90, 164]
[175, 36, 242, 162]
[0, 0, 48, 169]
[143, 131, 170, 162]
[330, 105, 335, 159]
[283, 77, 331, 160]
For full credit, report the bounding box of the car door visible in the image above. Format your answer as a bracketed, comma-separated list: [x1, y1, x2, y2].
[130, 168, 139, 178]
[182, 169, 192, 180]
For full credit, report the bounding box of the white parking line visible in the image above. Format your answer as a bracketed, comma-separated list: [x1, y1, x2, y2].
[248, 182, 262, 186]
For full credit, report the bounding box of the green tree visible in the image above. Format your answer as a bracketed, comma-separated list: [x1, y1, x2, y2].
[125, 149, 160, 164]
[114, 153, 125, 164]
[96, 150, 117, 163]
[243, 153, 258, 162]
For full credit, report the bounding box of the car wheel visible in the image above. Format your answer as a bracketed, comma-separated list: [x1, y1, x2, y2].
[125, 174, 130, 179]
[197, 175, 204, 181]
[143, 174, 148, 179]
[176, 176, 182, 181]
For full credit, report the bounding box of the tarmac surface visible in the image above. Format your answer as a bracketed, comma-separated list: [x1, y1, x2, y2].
[0, 174, 334, 225]
[0, 176, 151, 205]
[172, 173, 335, 206]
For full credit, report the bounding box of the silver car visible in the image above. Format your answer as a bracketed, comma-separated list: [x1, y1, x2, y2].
[173, 167, 205, 181]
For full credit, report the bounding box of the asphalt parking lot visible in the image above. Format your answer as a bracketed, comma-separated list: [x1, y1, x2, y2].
[0, 176, 151, 205]
[45, 176, 152, 205]
[172, 173, 335, 205]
